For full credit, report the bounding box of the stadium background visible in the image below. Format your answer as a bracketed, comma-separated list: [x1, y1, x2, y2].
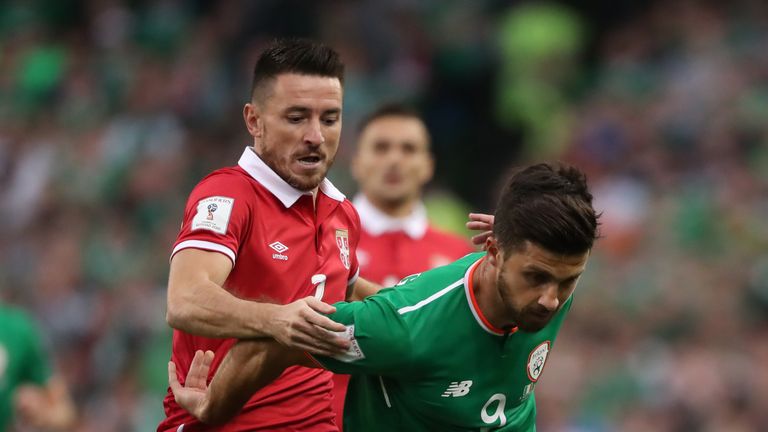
[1, 0, 767, 430]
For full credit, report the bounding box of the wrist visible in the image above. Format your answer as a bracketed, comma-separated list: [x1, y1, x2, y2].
[253, 303, 279, 337]
[197, 396, 213, 424]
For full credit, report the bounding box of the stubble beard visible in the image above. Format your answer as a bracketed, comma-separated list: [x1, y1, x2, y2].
[257, 126, 335, 192]
[496, 273, 551, 333]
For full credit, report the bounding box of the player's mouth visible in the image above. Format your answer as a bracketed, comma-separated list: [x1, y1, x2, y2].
[527, 309, 553, 323]
[384, 171, 402, 184]
[295, 154, 325, 169]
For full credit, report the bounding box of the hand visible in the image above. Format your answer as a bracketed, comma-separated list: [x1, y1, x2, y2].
[266, 297, 350, 356]
[169, 350, 215, 420]
[15, 385, 49, 427]
[466, 213, 494, 247]
[14, 377, 76, 429]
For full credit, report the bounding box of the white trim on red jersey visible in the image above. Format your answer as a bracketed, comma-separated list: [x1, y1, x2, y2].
[171, 239, 236, 264]
[237, 147, 345, 208]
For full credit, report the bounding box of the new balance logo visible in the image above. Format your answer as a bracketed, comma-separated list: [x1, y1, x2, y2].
[269, 242, 289, 261]
[441, 380, 473, 397]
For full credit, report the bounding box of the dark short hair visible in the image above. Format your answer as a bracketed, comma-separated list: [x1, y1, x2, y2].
[356, 103, 422, 135]
[251, 38, 345, 101]
[494, 163, 600, 255]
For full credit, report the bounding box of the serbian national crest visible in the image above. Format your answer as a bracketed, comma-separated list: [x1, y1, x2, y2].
[335, 228, 350, 269]
[526, 341, 550, 382]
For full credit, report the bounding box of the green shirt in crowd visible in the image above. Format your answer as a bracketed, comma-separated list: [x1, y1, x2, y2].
[316, 252, 572, 431]
[0, 304, 51, 432]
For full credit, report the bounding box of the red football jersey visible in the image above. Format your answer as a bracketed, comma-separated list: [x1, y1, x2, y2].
[331, 194, 473, 430]
[353, 194, 472, 287]
[158, 148, 360, 432]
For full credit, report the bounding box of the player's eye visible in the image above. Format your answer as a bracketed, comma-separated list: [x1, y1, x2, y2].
[287, 115, 304, 124]
[373, 141, 390, 154]
[401, 142, 417, 155]
[322, 116, 339, 126]
[559, 276, 579, 290]
[525, 272, 550, 286]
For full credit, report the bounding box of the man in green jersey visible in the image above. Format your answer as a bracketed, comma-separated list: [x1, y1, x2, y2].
[0, 303, 76, 431]
[168, 163, 600, 431]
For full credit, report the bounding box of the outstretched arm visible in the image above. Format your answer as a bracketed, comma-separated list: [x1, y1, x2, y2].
[167, 249, 349, 356]
[169, 341, 314, 425]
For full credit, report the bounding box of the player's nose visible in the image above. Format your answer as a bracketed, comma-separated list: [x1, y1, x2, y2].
[538, 285, 559, 311]
[304, 119, 325, 146]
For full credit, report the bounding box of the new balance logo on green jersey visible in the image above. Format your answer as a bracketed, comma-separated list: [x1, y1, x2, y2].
[441, 380, 473, 397]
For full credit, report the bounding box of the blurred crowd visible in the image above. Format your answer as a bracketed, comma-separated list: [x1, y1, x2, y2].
[0, 0, 766, 430]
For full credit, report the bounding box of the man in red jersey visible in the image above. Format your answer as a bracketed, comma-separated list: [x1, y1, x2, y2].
[158, 38, 382, 432]
[330, 104, 475, 429]
[352, 104, 474, 286]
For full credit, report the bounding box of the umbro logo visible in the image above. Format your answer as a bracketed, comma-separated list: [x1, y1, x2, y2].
[269, 242, 289, 261]
[269, 242, 288, 253]
[441, 380, 473, 397]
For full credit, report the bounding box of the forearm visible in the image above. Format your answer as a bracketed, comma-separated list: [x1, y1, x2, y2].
[167, 280, 278, 339]
[346, 277, 382, 302]
[199, 340, 307, 424]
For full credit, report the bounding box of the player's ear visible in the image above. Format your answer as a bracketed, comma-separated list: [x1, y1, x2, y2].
[243, 103, 263, 138]
[485, 237, 502, 268]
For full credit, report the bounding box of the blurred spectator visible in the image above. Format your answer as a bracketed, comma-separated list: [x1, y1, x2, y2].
[0, 302, 76, 431]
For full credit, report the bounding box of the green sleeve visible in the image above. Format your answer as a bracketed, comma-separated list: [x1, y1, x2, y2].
[313, 291, 413, 376]
[19, 316, 51, 386]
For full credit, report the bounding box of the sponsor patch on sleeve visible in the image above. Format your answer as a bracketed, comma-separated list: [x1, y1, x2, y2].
[191, 196, 234, 234]
[331, 325, 365, 363]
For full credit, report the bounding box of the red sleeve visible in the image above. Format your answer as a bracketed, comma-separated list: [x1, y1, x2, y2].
[171, 171, 252, 265]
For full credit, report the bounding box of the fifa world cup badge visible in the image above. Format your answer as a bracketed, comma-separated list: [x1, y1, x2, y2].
[207, 203, 218, 220]
[335, 229, 350, 269]
[192, 196, 234, 234]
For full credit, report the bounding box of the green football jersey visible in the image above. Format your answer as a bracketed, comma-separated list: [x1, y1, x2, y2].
[315, 252, 573, 431]
[0, 304, 51, 432]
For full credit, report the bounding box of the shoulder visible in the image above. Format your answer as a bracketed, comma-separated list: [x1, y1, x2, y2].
[381, 253, 483, 306]
[0, 305, 38, 335]
[184, 167, 260, 213]
[193, 166, 255, 195]
[337, 198, 362, 228]
[339, 198, 360, 218]
[404, 252, 482, 284]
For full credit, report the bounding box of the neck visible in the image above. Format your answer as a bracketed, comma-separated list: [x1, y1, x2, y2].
[472, 258, 515, 330]
[310, 188, 318, 207]
[366, 193, 418, 218]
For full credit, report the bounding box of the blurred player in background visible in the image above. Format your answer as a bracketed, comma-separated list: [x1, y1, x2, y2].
[0, 303, 76, 432]
[168, 162, 601, 431]
[331, 104, 474, 429]
[159, 38, 383, 431]
[351, 104, 473, 287]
